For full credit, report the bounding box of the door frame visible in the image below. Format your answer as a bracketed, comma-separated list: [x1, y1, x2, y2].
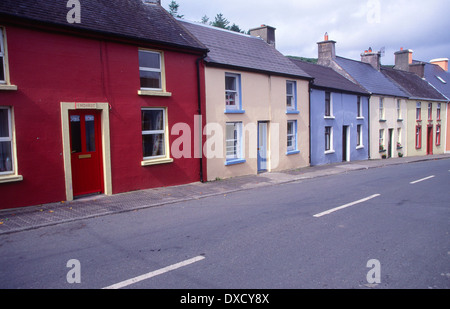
[427, 125, 433, 155]
[61, 102, 112, 201]
[257, 121, 268, 173]
[342, 125, 350, 162]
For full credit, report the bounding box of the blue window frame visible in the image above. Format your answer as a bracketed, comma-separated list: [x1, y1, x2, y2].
[286, 80, 299, 114]
[286, 120, 299, 155]
[225, 73, 244, 114]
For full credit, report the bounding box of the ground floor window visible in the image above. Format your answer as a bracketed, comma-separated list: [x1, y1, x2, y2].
[287, 120, 297, 152]
[325, 126, 333, 152]
[379, 129, 385, 151]
[436, 125, 441, 146]
[415, 125, 422, 149]
[142, 108, 167, 160]
[356, 124, 363, 147]
[226, 122, 242, 161]
[0, 106, 14, 175]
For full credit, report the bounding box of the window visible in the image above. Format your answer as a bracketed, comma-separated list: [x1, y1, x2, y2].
[287, 120, 298, 153]
[397, 99, 402, 120]
[357, 96, 363, 118]
[436, 76, 446, 84]
[415, 125, 422, 149]
[325, 126, 333, 152]
[437, 103, 441, 120]
[428, 103, 433, 120]
[436, 125, 441, 146]
[225, 73, 242, 112]
[356, 124, 363, 147]
[286, 81, 297, 112]
[379, 98, 385, 120]
[325, 92, 332, 117]
[141, 108, 171, 163]
[226, 122, 243, 163]
[416, 102, 421, 121]
[397, 128, 402, 148]
[0, 107, 16, 176]
[139, 50, 163, 91]
[379, 129, 385, 151]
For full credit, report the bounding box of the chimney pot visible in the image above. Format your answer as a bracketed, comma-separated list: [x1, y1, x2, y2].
[324, 32, 329, 41]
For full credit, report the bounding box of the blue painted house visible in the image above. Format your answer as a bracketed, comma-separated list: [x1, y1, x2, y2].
[290, 58, 370, 166]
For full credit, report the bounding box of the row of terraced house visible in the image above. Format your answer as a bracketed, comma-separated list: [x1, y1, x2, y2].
[0, 0, 449, 209]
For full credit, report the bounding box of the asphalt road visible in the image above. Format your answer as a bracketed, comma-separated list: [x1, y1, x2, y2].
[0, 159, 449, 291]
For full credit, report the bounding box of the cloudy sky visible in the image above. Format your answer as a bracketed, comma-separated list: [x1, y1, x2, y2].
[162, 0, 450, 66]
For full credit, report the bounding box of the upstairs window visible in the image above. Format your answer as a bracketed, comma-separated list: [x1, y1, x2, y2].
[379, 98, 385, 120]
[225, 73, 242, 112]
[428, 103, 433, 120]
[437, 103, 441, 120]
[357, 96, 363, 118]
[416, 102, 421, 121]
[0, 28, 5, 84]
[139, 50, 163, 91]
[286, 81, 297, 112]
[325, 92, 332, 117]
[397, 99, 402, 120]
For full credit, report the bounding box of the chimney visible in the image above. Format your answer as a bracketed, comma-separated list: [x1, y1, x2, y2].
[409, 62, 425, 78]
[430, 58, 449, 72]
[142, 0, 161, 5]
[361, 47, 381, 71]
[249, 25, 276, 48]
[394, 48, 413, 71]
[317, 32, 336, 67]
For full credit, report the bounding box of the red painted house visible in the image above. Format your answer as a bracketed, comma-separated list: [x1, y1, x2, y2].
[0, 0, 208, 209]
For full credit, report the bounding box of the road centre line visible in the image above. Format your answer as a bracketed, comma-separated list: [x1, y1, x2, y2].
[102, 256, 205, 289]
[410, 175, 435, 184]
[313, 194, 381, 218]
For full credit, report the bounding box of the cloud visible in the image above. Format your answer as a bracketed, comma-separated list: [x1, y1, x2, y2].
[166, 0, 450, 65]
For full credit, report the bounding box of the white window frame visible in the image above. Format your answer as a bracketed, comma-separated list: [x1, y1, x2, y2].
[287, 120, 297, 153]
[226, 122, 243, 161]
[141, 107, 172, 165]
[437, 103, 441, 120]
[397, 99, 402, 120]
[286, 80, 297, 112]
[324, 126, 334, 153]
[436, 125, 441, 146]
[139, 49, 163, 91]
[357, 96, 363, 118]
[379, 98, 385, 120]
[225, 73, 242, 112]
[356, 124, 363, 148]
[379, 129, 385, 151]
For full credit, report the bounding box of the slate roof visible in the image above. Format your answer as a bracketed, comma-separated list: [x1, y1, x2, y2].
[0, 0, 207, 52]
[334, 56, 407, 97]
[290, 58, 369, 95]
[381, 67, 447, 101]
[180, 20, 311, 80]
[423, 63, 450, 100]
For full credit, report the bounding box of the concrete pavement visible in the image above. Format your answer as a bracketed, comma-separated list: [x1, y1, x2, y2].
[1, 154, 449, 235]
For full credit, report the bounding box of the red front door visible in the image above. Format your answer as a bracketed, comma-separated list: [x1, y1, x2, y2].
[427, 125, 433, 155]
[69, 110, 104, 197]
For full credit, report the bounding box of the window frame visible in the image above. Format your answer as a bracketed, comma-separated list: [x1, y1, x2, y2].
[356, 124, 363, 148]
[428, 103, 433, 121]
[379, 129, 385, 152]
[0, 27, 17, 91]
[286, 120, 298, 154]
[0, 106, 22, 182]
[137, 49, 171, 97]
[141, 107, 173, 166]
[324, 92, 333, 118]
[436, 124, 441, 146]
[324, 126, 333, 153]
[415, 125, 422, 149]
[416, 102, 422, 121]
[379, 97, 385, 121]
[437, 103, 441, 121]
[357, 96, 363, 118]
[225, 73, 244, 113]
[286, 80, 298, 114]
[225, 122, 244, 165]
[397, 99, 402, 120]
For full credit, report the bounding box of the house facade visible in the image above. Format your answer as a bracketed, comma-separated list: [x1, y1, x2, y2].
[181, 21, 312, 181]
[317, 38, 408, 159]
[0, 0, 208, 209]
[382, 63, 448, 157]
[290, 58, 370, 166]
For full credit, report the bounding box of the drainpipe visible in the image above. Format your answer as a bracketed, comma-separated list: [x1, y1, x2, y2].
[367, 94, 371, 159]
[308, 80, 313, 165]
[196, 53, 207, 183]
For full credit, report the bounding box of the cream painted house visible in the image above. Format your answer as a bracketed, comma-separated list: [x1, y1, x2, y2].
[382, 65, 448, 157]
[181, 21, 312, 181]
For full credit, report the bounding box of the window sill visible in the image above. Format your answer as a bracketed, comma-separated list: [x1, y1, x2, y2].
[0, 174, 23, 184]
[141, 157, 174, 166]
[138, 90, 172, 97]
[324, 150, 335, 155]
[356, 145, 365, 150]
[286, 110, 300, 115]
[224, 109, 245, 114]
[379, 149, 386, 153]
[324, 116, 335, 119]
[356, 117, 365, 120]
[397, 118, 404, 122]
[225, 159, 246, 166]
[0, 84, 18, 91]
[286, 150, 300, 155]
[379, 119, 386, 122]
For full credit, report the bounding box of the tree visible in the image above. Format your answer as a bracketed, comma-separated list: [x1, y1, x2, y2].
[168, 0, 183, 18]
[211, 13, 230, 29]
[229, 23, 244, 33]
[200, 15, 209, 24]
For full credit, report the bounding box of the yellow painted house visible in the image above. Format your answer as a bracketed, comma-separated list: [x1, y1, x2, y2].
[181, 21, 312, 180]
